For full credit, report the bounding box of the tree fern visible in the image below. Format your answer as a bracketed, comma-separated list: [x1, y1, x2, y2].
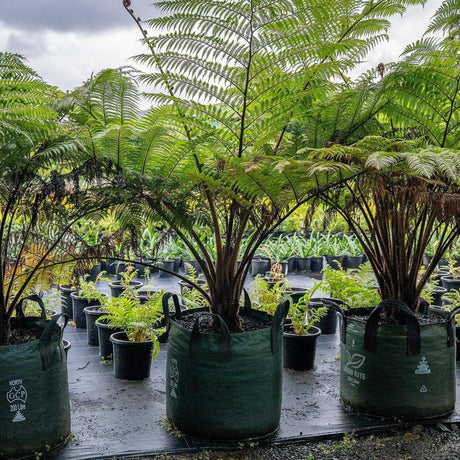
[114, 0, 431, 328]
[382, 0, 459, 147]
[303, 138, 460, 311]
[0, 54, 112, 345]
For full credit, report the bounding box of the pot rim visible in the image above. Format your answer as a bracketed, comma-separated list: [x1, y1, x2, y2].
[70, 291, 108, 300]
[109, 280, 144, 288]
[283, 325, 321, 338]
[83, 305, 107, 315]
[109, 331, 153, 345]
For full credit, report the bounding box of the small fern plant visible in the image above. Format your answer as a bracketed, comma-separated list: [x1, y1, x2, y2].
[288, 284, 325, 335]
[102, 291, 164, 357]
[320, 263, 380, 310]
[251, 275, 291, 316]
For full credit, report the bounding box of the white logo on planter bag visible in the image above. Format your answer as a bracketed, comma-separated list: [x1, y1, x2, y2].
[419, 385, 428, 393]
[169, 359, 179, 399]
[345, 351, 366, 370]
[414, 357, 431, 375]
[6, 379, 27, 422]
[343, 351, 366, 387]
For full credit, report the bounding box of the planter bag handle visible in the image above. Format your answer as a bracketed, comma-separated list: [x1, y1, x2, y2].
[39, 312, 69, 370]
[189, 312, 232, 362]
[364, 299, 420, 355]
[271, 299, 290, 354]
[242, 288, 252, 314]
[162, 292, 181, 333]
[322, 298, 350, 343]
[446, 306, 460, 348]
[16, 294, 47, 322]
[40, 313, 69, 344]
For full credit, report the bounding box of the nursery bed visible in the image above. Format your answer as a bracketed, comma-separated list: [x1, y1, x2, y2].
[49, 273, 460, 459]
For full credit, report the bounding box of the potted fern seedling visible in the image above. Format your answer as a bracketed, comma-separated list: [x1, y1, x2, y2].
[104, 292, 164, 379]
[283, 284, 326, 371]
[71, 272, 108, 329]
[440, 258, 460, 292]
[109, 266, 143, 298]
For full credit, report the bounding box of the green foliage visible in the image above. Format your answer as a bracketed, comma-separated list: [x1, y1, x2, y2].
[180, 263, 208, 309]
[250, 275, 291, 316]
[304, 136, 460, 312]
[0, 53, 110, 345]
[297, 69, 391, 147]
[259, 236, 294, 262]
[381, 1, 460, 147]
[63, 0, 436, 330]
[320, 263, 380, 309]
[443, 258, 460, 280]
[420, 269, 441, 306]
[440, 289, 460, 325]
[102, 290, 164, 357]
[118, 266, 138, 286]
[288, 284, 326, 335]
[76, 272, 109, 305]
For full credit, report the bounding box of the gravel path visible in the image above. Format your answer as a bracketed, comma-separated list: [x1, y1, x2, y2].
[121, 423, 460, 460]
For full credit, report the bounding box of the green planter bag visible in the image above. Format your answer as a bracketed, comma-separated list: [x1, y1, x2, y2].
[329, 299, 459, 419]
[0, 295, 70, 458]
[164, 293, 289, 439]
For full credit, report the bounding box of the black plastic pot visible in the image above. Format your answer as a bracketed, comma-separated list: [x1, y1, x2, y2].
[278, 260, 289, 276]
[309, 299, 338, 335]
[60, 285, 76, 320]
[423, 254, 433, 267]
[178, 279, 207, 298]
[441, 276, 460, 292]
[83, 306, 107, 346]
[251, 257, 271, 276]
[457, 326, 460, 362]
[182, 259, 202, 274]
[431, 286, 448, 306]
[114, 263, 128, 279]
[287, 256, 298, 273]
[296, 257, 311, 272]
[109, 280, 143, 298]
[104, 258, 121, 275]
[70, 293, 106, 329]
[283, 325, 321, 371]
[433, 270, 449, 283]
[438, 257, 449, 269]
[173, 257, 182, 273]
[62, 339, 71, 357]
[110, 331, 154, 380]
[346, 254, 365, 269]
[309, 256, 324, 272]
[286, 287, 308, 303]
[262, 278, 288, 291]
[134, 257, 154, 277]
[137, 290, 159, 304]
[326, 255, 346, 270]
[85, 263, 101, 282]
[158, 259, 175, 277]
[96, 317, 123, 360]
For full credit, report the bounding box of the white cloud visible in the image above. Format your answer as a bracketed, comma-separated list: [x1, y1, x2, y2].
[0, 27, 147, 91]
[354, 1, 442, 75]
[0, 0, 152, 32]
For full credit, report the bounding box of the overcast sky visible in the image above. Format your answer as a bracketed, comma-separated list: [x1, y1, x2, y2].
[0, 0, 442, 99]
